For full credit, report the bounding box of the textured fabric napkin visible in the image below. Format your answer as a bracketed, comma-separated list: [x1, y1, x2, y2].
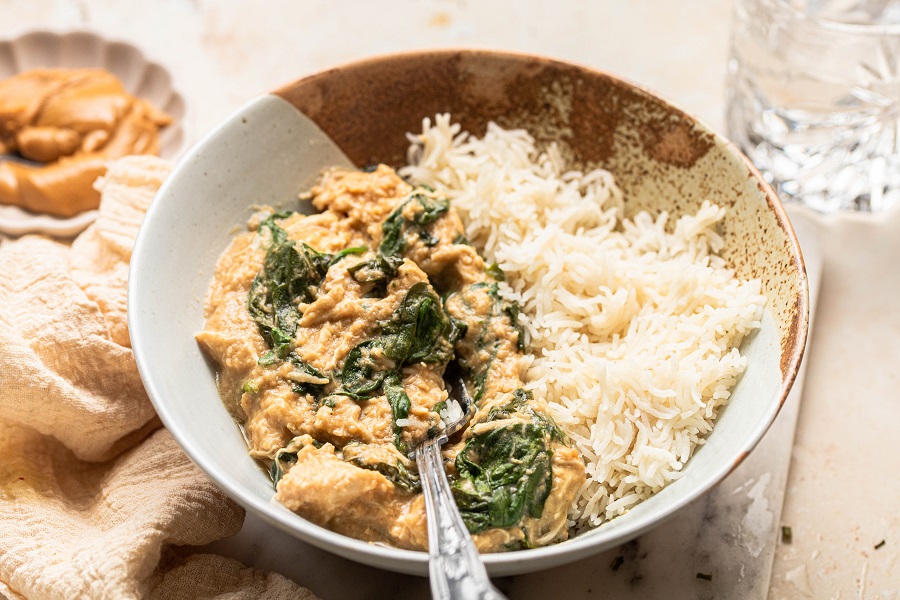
[0, 156, 318, 600]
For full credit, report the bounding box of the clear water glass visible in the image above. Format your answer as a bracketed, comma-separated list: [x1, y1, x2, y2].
[727, 0, 900, 212]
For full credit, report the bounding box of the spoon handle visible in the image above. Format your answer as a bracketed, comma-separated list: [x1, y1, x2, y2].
[416, 435, 508, 600]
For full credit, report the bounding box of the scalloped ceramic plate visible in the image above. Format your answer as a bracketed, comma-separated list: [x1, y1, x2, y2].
[0, 30, 187, 237]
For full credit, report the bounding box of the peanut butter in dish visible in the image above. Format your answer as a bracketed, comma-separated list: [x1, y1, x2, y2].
[0, 68, 171, 217]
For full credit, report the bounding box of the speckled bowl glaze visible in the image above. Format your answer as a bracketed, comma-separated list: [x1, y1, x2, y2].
[0, 30, 187, 237]
[129, 50, 809, 577]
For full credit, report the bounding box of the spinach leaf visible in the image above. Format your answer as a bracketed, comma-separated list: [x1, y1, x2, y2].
[418, 230, 440, 247]
[249, 243, 327, 356]
[257, 210, 295, 243]
[380, 209, 406, 257]
[503, 301, 526, 352]
[347, 254, 403, 283]
[252, 325, 289, 361]
[327, 245, 367, 268]
[380, 190, 449, 257]
[287, 354, 330, 398]
[380, 209, 407, 257]
[270, 437, 324, 486]
[416, 195, 448, 224]
[486, 263, 505, 282]
[338, 281, 457, 400]
[381, 281, 456, 365]
[458, 283, 527, 399]
[444, 283, 497, 402]
[450, 387, 566, 532]
[488, 389, 565, 443]
[383, 372, 411, 452]
[335, 280, 459, 449]
[347, 253, 403, 297]
[486, 283, 525, 350]
[345, 454, 421, 493]
[248, 238, 308, 358]
[248, 214, 356, 362]
[452, 423, 553, 533]
[330, 245, 367, 264]
[449, 315, 469, 342]
[270, 446, 298, 486]
[339, 340, 394, 400]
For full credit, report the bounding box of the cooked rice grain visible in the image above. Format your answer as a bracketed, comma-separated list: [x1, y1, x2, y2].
[401, 114, 766, 530]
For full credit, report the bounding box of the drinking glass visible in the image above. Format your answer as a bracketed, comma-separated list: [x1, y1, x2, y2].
[727, 0, 900, 212]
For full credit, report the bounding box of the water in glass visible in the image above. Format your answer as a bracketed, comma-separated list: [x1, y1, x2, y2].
[727, 0, 900, 211]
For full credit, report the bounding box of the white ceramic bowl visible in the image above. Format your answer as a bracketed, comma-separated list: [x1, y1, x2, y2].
[0, 30, 187, 237]
[129, 51, 808, 577]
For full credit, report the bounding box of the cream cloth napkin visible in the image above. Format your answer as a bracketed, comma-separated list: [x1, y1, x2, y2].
[0, 156, 318, 600]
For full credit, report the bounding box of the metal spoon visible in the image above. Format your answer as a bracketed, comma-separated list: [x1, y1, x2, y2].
[410, 364, 508, 600]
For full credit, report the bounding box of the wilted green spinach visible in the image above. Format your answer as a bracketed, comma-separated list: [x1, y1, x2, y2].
[248, 211, 364, 362]
[344, 451, 421, 493]
[287, 355, 329, 398]
[347, 253, 403, 297]
[452, 421, 554, 533]
[270, 437, 323, 486]
[446, 282, 525, 401]
[335, 281, 462, 449]
[380, 189, 449, 257]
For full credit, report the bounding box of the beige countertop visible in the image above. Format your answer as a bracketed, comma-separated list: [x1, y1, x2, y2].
[769, 207, 900, 599]
[1, 1, 897, 597]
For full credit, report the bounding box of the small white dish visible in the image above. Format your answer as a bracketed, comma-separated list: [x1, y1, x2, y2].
[0, 30, 187, 238]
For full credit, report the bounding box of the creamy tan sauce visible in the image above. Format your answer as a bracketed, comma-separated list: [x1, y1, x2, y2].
[0, 68, 171, 216]
[197, 165, 585, 551]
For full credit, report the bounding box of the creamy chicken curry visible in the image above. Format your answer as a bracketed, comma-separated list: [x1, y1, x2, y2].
[197, 165, 585, 552]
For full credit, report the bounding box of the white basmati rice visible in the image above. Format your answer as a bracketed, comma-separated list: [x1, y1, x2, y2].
[439, 398, 464, 425]
[400, 114, 767, 530]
